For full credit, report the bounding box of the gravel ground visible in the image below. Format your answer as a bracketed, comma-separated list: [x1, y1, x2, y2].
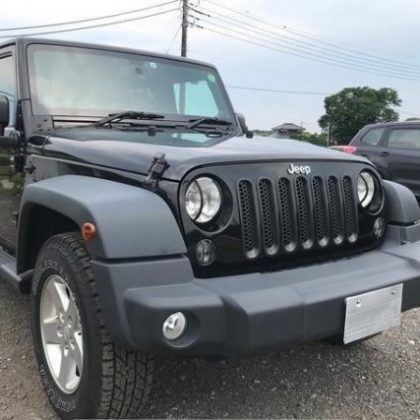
[0, 279, 419, 419]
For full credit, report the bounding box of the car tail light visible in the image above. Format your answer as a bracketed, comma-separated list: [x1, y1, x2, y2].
[330, 145, 357, 154]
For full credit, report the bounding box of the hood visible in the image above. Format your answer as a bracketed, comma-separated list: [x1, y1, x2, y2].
[39, 127, 369, 181]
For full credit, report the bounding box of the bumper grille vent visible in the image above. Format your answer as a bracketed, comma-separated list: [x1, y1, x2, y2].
[237, 175, 359, 259]
[238, 180, 259, 255]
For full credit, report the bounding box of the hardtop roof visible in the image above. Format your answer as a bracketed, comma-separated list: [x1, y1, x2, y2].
[0, 37, 216, 69]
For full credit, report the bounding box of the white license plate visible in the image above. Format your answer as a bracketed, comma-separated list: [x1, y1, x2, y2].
[344, 284, 403, 344]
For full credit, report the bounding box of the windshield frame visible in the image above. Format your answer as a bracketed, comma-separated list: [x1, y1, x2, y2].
[26, 42, 237, 125]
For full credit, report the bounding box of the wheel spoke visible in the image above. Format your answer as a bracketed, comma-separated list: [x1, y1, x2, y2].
[65, 295, 79, 327]
[70, 334, 83, 372]
[47, 278, 69, 313]
[41, 317, 62, 344]
[57, 348, 74, 388]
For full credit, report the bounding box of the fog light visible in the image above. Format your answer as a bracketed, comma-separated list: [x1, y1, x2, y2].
[373, 217, 386, 238]
[196, 239, 216, 266]
[162, 312, 187, 341]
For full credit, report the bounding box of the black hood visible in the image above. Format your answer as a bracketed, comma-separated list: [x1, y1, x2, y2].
[39, 127, 370, 181]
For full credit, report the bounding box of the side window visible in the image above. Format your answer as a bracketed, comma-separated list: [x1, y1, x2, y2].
[388, 128, 420, 150]
[0, 54, 16, 131]
[360, 127, 385, 146]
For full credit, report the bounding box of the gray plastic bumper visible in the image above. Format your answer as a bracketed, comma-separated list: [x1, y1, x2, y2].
[92, 223, 420, 357]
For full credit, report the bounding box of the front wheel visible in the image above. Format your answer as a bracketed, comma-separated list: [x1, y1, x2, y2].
[31, 232, 154, 419]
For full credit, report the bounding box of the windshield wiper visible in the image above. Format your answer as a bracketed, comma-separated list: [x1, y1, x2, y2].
[93, 111, 165, 127]
[187, 117, 233, 129]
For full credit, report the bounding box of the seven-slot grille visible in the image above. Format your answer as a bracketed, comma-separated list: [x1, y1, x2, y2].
[237, 175, 358, 259]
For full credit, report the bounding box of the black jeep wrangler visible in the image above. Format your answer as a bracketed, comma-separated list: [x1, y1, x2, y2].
[0, 38, 419, 419]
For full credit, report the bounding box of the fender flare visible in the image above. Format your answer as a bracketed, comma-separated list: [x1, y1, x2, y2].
[18, 175, 187, 267]
[383, 180, 420, 225]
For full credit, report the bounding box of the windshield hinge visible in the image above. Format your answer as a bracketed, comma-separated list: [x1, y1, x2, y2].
[143, 153, 169, 188]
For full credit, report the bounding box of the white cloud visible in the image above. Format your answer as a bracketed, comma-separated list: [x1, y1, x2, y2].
[1, 0, 419, 131]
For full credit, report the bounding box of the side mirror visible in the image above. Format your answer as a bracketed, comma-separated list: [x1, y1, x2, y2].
[0, 95, 18, 147]
[0, 95, 10, 128]
[236, 113, 254, 138]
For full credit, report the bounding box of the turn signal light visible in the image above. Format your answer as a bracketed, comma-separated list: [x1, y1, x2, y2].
[330, 145, 357, 154]
[81, 222, 96, 242]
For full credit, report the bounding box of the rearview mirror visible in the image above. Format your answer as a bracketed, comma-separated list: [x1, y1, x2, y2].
[236, 113, 254, 138]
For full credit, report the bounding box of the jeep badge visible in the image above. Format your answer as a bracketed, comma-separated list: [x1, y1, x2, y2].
[287, 163, 312, 175]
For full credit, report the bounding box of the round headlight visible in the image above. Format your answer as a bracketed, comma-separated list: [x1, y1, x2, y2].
[358, 171, 375, 208]
[357, 176, 368, 203]
[185, 180, 202, 220]
[185, 177, 222, 223]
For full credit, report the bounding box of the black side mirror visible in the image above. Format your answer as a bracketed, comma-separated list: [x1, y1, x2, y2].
[0, 95, 10, 128]
[236, 113, 254, 138]
[0, 95, 18, 147]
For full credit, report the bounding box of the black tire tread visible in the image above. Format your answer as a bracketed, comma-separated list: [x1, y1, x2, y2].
[44, 232, 154, 419]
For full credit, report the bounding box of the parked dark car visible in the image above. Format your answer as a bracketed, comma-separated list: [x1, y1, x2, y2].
[335, 121, 420, 199]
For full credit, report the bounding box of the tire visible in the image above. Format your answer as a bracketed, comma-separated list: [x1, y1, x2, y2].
[31, 232, 154, 419]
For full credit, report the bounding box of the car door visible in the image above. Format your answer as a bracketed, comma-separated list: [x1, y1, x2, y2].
[383, 126, 420, 198]
[0, 46, 23, 251]
[353, 126, 387, 169]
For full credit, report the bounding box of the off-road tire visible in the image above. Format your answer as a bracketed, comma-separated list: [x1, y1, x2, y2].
[31, 232, 154, 419]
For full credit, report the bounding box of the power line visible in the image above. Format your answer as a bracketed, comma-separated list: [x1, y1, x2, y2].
[226, 84, 416, 124]
[195, 21, 420, 81]
[226, 85, 420, 121]
[0, 0, 177, 32]
[193, 21, 420, 82]
[202, 0, 420, 70]
[227, 84, 418, 121]
[192, 5, 420, 76]
[164, 23, 182, 53]
[0, 8, 178, 38]
[191, 9, 420, 79]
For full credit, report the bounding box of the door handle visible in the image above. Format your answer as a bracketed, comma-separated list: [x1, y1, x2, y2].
[379, 151, 390, 157]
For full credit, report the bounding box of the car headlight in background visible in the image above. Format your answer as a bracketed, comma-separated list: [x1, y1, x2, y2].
[357, 171, 375, 208]
[185, 177, 222, 223]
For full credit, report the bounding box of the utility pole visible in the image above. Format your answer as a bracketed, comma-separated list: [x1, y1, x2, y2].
[327, 122, 331, 146]
[181, 0, 188, 57]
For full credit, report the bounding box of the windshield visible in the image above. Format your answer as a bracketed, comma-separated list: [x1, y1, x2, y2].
[27, 44, 234, 121]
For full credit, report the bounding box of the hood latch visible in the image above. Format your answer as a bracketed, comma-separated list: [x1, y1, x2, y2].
[144, 153, 169, 188]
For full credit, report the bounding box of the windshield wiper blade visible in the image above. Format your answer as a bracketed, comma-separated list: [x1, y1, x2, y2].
[187, 117, 233, 129]
[93, 111, 165, 127]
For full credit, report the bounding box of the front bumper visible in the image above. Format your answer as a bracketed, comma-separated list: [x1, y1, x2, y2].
[92, 223, 420, 357]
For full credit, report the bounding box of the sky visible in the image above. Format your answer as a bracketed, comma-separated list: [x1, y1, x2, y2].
[1, 0, 420, 132]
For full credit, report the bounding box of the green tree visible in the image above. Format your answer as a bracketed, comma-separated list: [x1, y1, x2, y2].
[253, 129, 272, 137]
[291, 131, 327, 146]
[319, 87, 401, 144]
